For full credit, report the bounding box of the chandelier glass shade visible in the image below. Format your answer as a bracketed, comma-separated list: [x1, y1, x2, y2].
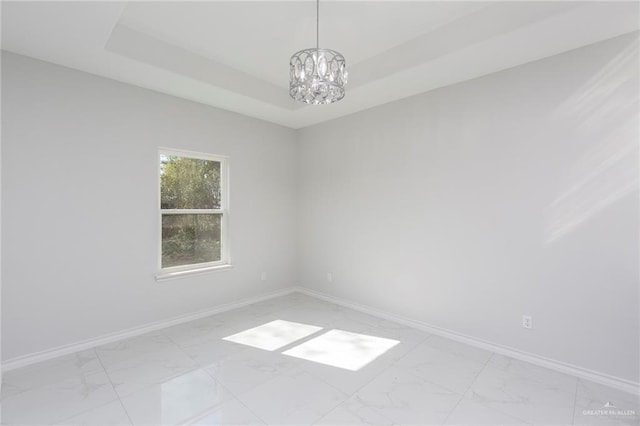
[289, 0, 347, 104]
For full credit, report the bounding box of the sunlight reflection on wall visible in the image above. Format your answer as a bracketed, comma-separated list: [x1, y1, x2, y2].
[546, 38, 639, 244]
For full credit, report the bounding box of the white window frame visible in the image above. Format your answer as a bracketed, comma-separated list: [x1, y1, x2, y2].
[156, 148, 231, 281]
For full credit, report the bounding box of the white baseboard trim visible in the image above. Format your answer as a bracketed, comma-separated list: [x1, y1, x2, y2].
[2, 287, 296, 372]
[295, 286, 640, 396]
[4, 285, 638, 396]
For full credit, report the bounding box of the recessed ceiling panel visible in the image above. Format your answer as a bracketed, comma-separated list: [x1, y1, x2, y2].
[2, 1, 638, 129]
[117, 1, 489, 88]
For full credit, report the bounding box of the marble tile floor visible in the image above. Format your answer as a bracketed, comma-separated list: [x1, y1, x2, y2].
[1, 293, 638, 425]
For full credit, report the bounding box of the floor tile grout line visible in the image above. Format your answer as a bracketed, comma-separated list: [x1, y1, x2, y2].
[197, 360, 270, 426]
[309, 400, 348, 426]
[470, 354, 540, 425]
[0, 350, 109, 401]
[305, 330, 432, 400]
[53, 398, 128, 426]
[388, 332, 434, 366]
[93, 331, 210, 401]
[296, 380, 349, 426]
[228, 393, 269, 426]
[32, 348, 133, 425]
[92, 348, 136, 426]
[180, 393, 268, 426]
[448, 354, 547, 426]
[205, 353, 340, 425]
[158, 324, 257, 379]
[445, 353, 561, 426]
[441, 351, 496, 425]
[169, 326, 271, 426]
[6, 294, 624, 425]
[168, 298, 416, 406]
[44, 349, 129, 425]
[119, 324, 580, 421]
[308, 357, 413, 426]
[97, 328, 249, 425]
[376, 332, 492, 397]
[304, 333, 434, 426]
[203, 316, 431, 424]
[195, 327, 358, 425]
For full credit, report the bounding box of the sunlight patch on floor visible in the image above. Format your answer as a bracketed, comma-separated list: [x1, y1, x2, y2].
[283, 329, 400, 371]
[222, 320, 322, 351]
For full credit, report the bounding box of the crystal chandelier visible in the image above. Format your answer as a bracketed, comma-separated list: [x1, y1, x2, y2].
[289, 0, 348, 104]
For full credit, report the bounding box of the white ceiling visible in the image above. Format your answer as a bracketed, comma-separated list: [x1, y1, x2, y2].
[2, 1, 638, 129]
[117, 1, 488, 89]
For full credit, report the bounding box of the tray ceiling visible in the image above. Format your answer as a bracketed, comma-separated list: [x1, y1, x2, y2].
[2, 1, 638, 129]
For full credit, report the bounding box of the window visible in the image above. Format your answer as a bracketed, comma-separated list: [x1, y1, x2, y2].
[158, 149, 230, 278]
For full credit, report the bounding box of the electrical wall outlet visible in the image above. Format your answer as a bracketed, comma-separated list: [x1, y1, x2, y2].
[327, 272, 333, 282]
[522, 315, 533, 329]
[261, 272, 267, 281]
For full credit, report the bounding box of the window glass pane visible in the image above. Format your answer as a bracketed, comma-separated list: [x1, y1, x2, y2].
[160, 155, 221, 209]
[162, 214, 221, 268]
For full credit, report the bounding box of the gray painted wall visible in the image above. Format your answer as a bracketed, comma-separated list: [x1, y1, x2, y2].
[3, 33, 638, 384]
[1, 52, 297, 360]
[297, 33, 639, 382]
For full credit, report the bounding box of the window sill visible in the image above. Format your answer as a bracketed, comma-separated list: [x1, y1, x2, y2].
[156, 264, 233, 282]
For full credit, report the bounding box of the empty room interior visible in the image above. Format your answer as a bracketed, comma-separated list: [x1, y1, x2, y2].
[1, 1, 639, 425]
